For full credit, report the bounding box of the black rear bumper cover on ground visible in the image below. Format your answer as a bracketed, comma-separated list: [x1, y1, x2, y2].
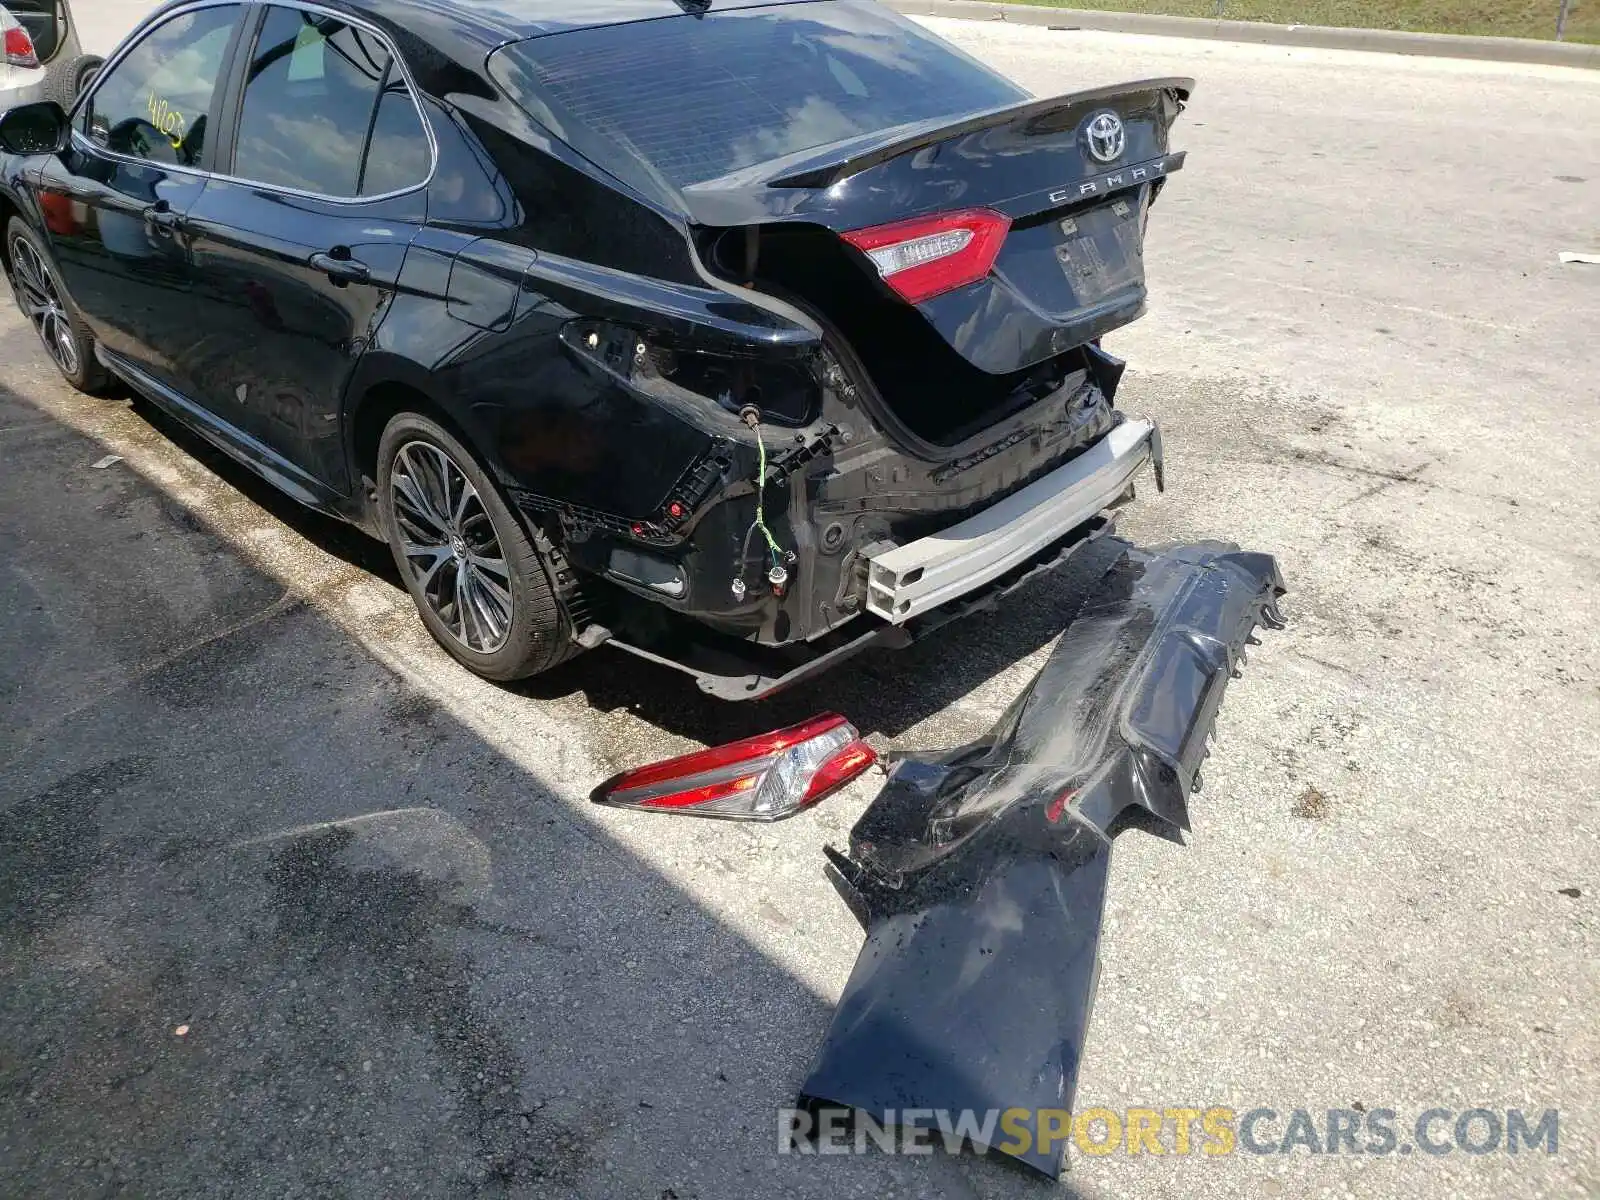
[799, 541, 1286, 1177]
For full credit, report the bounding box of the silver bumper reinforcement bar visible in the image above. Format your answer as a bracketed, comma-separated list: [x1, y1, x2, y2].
[864, 418, 1161, 623]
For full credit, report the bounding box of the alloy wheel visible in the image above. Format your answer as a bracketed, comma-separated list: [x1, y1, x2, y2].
[389, 440, 514, 654]
[9, 236, 80, 376]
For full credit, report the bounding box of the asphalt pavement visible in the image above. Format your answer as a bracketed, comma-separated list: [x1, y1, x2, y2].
[2, 9, 1598, 1200]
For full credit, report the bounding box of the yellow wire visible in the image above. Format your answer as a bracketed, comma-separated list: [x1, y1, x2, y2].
[754, 429, 783, 564]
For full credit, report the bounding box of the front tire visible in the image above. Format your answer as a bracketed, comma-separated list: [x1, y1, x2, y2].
[6, 216, 111, 394]
[376, 411, 574, 681]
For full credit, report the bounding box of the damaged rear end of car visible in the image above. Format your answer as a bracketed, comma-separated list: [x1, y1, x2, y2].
[484, 1, 1192, 693]
[491, 6, 1293, 1168]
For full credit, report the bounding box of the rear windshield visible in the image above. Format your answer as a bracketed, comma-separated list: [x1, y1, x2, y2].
[488, 1, 1025, 191]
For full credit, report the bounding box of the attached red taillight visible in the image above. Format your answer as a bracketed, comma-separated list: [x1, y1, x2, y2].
[840, 207, 1011, 304]
[4, 26, 39, 68]
[592, 714, 877, 822]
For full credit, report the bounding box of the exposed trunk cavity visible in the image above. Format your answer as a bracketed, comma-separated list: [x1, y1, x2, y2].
[706, 222, 1095, 449]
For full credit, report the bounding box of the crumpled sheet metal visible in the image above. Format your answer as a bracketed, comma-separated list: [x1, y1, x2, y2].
[800, 541, 1285, 1178]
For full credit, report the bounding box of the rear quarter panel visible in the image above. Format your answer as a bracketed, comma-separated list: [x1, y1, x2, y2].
[349, 90, 763, 519]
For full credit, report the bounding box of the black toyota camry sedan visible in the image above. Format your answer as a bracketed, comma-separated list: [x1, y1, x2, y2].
[0, 0, 1190, 697]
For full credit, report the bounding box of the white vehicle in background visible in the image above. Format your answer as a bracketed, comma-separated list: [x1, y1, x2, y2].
[0, 0, 98, 109]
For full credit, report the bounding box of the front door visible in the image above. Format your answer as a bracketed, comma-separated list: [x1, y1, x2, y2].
[38, 3, 244, 397]
[183, 4, 431, 499]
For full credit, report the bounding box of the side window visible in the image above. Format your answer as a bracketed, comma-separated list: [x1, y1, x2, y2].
[77, 5, 240, 167]
[233, 6, 421, 197]
[358, 76, 431, 196]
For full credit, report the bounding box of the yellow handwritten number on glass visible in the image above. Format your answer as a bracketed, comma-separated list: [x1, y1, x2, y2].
[146, 90, 187, 147]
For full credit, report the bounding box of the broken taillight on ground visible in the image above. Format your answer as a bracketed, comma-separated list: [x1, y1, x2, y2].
[591, 714, 876, 821]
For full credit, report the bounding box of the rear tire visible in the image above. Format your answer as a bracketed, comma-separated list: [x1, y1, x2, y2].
[376, 411, 574, 681]
[5, 217, 112, 395]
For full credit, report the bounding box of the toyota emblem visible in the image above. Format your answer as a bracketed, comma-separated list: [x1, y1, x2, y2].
[1085, 112, 1125, 164]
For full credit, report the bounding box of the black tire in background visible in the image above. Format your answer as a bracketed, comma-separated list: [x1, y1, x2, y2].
[5, 216, 112, 394]
[376, 411, 575, 681]
[42, 52, 102, 109]
[73, 55, 103, 100]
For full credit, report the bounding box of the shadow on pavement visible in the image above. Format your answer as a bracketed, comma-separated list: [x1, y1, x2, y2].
[127, 392, 403, 588]
[105, 377, 1120, 745]
[524, 533, 1125, 746]
[0, 377, 1090, 1198]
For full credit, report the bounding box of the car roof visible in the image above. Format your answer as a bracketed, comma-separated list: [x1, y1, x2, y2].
[354, 0, 823, 47]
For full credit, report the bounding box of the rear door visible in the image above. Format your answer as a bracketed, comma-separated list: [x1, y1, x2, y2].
[183, 2, 431, 499]
[38, 2, 245, 395]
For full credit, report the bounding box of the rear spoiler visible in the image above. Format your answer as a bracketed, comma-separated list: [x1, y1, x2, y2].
[679, 77, 1193, 227]
[772, 77, 1191, 189]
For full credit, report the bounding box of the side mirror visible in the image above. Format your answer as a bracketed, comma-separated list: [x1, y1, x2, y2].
[0, 101, 69, 155]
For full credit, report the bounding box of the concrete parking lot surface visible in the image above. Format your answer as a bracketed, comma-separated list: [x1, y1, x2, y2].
[3, 8, 1598, 1199]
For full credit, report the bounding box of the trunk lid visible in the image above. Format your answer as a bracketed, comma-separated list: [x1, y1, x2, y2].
[684, 79, 1192, 375]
